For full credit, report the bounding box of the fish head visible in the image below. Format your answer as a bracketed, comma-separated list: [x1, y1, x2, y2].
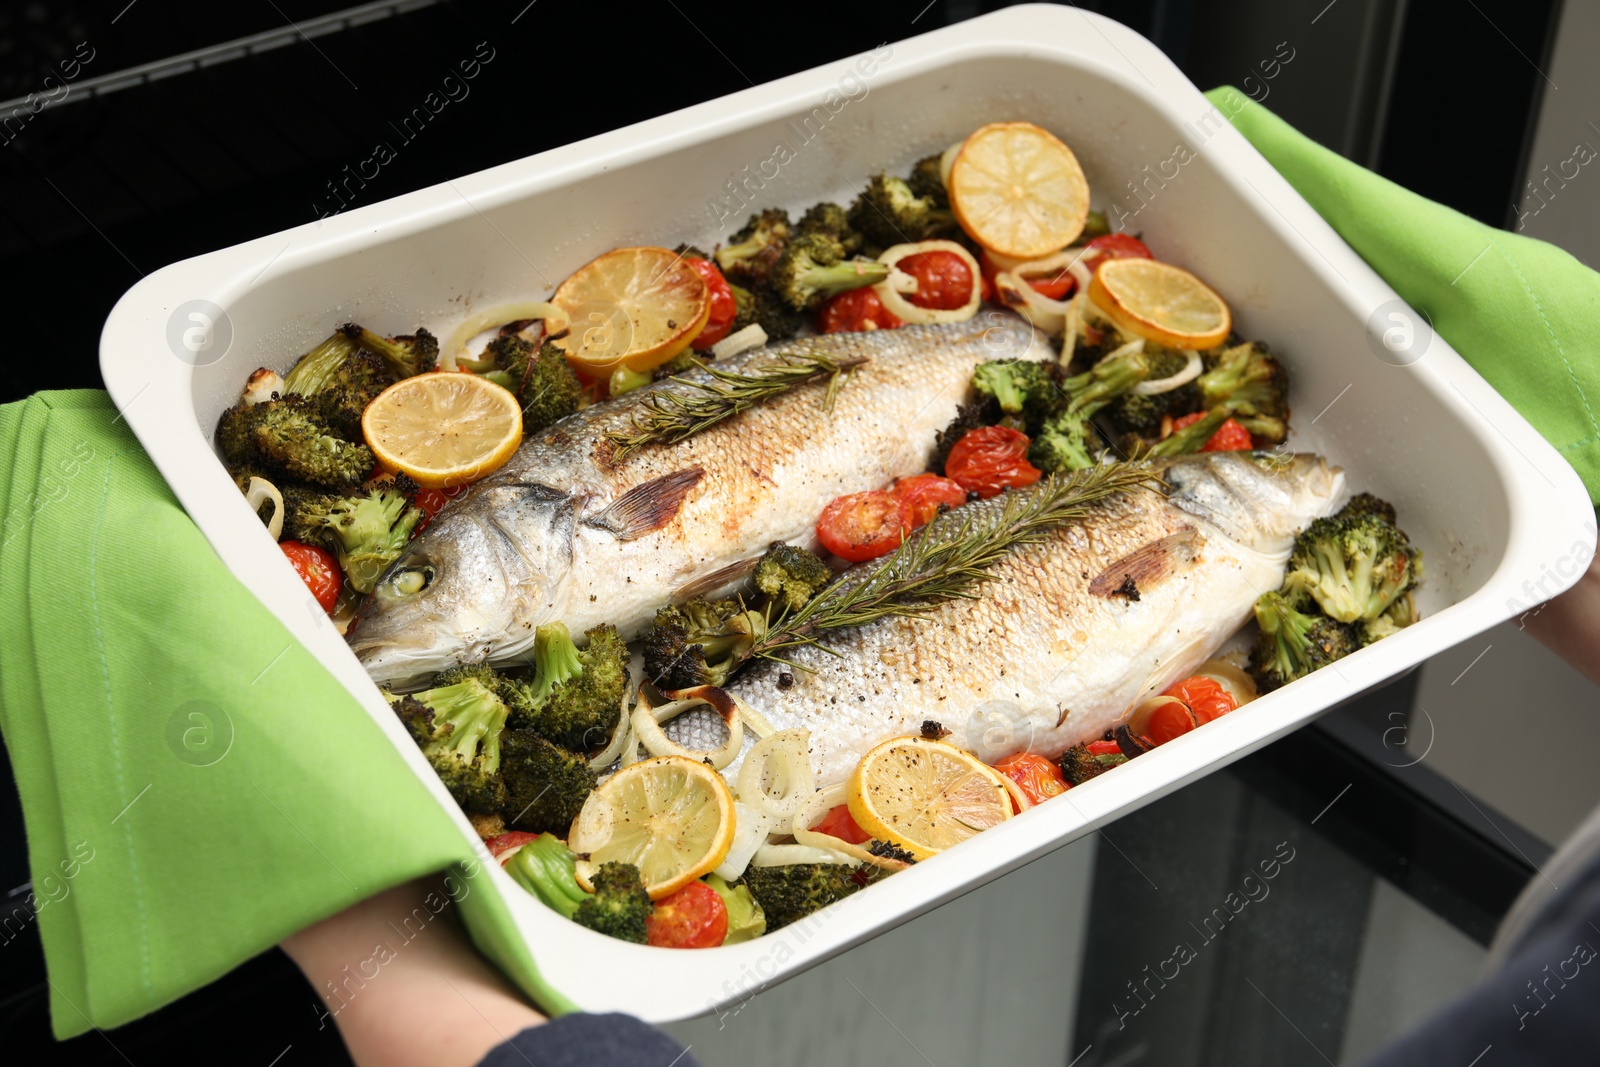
[1162, 452, 1344, 555]
[346, 483, 576, 689]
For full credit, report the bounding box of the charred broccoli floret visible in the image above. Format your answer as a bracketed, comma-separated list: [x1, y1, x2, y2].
[281, 331, 362, 396]
[971, 360, 1058, 421]
[502, 833, 590, 919]
[284, 479, 424, 593]
[738, 863, 876, 931]
[499, 728, 596, 834]
[572, 862, 651, 943]
[1196, 341, 1288, 445]
[1337, 492, 1398, 525]
[751, 284, 803, 339]
[795, 201, 863, 254]
[429, 662, 505, 691]
[906, 153, 948, 207]
[1250, 590, 1358, 690]
[1283, 513, 1422, 624]
[1058, 743, 1127, 786]
[494, 337, 585, 434]
[499, 623, 627, 752]
[848, 173, 954, 248]
[1356, 591, 1418, 646]
[342, 323, 439, 379]
[641, 597, 767, 689]
[246, 397, 374, 488]
[280, 336, 395, 437]
[1028, 413, 1099, 473]
[394, 679, 510, 813]
[1022, 346, 1154, 472]
[715, 208, 792, 287]
[770, 233, 890, 312]
[753, 542, 831, 613]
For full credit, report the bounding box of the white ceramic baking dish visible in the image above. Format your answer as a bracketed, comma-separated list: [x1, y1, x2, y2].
[99, 4, 1594, 1023]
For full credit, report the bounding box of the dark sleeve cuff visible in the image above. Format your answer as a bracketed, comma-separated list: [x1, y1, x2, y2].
[476, 1013, 697, 1067]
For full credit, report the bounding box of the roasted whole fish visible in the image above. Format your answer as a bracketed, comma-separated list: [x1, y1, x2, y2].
[349, 317, 1050, 687]
[717, 452, 1344, 785]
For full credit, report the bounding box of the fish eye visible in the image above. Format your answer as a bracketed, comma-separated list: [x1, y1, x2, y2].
[387, 566, 433, 597]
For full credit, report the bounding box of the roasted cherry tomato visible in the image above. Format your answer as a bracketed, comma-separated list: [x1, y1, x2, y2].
[991, 753, 1068, 805]
[898, 250, 975, 310]
[686, 258, 738, 349]
[281, 541, 341, 613]
[1086, 739, 1123, 757]
[817, 286, 903, 333]
[1131, 699, 1201, 746]
[817, 489, 904, 562]
[1161, 676, 1239, 725]
[810, 804, 872, 845]
[646, 881, 729, 949]
[892, 473, 967, 529]
[1083, 233, 1154, 271]
[944, 425, 1042, 499]
[1170, 411, 1254, 452]
[484, 831, 541, 865]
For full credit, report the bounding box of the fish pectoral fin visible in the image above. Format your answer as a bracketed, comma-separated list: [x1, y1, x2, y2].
[672, 555, 763, 602]
[586, 466, 705, 540]
[1088, 526, 1204, 601]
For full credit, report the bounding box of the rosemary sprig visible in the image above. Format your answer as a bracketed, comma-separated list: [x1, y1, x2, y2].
[753, 461, 1162, 661]
[604, 353, 867, 461]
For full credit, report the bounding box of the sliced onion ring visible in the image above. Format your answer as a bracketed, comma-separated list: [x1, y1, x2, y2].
[588, 685, 637, 771]
[730, 693, 780, 740]
[738, 729, 814, 822]
[1193, 659, 1259, 707]
[997, 772, 1034, 814]
[714, 802, 776, 881]
[873, 240, 983, 326]
[632, 685, 744, 770]
[791, 786, 911, 871]
[938, 139, 964, 185]
[750, 842, 859, 867]
[245, 476, 284, 540]
[710, 323, 767, 360]
[441, 302, 568, 372]
[993, 271, 1065, 334]
[1132, 348, 1201, 396]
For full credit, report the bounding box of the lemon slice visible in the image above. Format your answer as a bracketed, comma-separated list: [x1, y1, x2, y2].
[360, 372, 522, 489]
[948, 122, 1090, 259]
[552, 246, 711, 375]
[568, 755, 736, 900]
[845, 736, 1012, 861]
[1087, 257, 1232, 350]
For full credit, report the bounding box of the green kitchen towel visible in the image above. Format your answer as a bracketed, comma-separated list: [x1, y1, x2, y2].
[0, 391, 576, 1040]
[1206, 87, 1600, 508]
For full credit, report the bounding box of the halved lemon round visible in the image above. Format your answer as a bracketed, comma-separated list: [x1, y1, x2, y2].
[568, 755, 736, 900]
[948, 122, 1090, 259]
[845, 736, 1012, 861]
[1087, 257, 1232, 350]
[551, 246, 711, 375]
[360, 372, 522, 489]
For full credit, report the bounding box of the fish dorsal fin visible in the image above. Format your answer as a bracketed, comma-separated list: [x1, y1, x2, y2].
[586, 467, 704, 540]
[671, 555, 763, 602]
[1088, 526, 1204, 601]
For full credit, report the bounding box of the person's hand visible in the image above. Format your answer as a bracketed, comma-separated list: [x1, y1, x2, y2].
[281, 875, 544, 1067]
[1520, 550, 1600, 687]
